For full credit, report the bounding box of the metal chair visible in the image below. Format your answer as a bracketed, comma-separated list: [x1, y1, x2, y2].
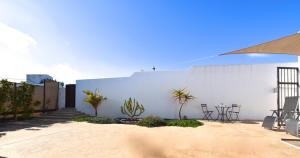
[228, 104, 241, 121]
[201, 104, 214, 120]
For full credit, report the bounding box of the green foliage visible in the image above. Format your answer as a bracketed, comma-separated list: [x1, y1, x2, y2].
[86, 117, 116, 124]
[72, 115, 88, 122]
[72, 116, 116, 124]
[0, 80, 13, 116]
[137, 116, 166, 127]
[137, 117, 203, 128]
[83, 89, 107, 116]
[172, 88, 195, 120]
[0, 80, 39, 120]
[166, 120, 203, 127]
[10, 82, 36, 119]
[33, 100, 41, 107]
[121, 98, 145, 120]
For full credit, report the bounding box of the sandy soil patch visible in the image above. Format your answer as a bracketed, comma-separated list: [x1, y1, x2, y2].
[0, 121, 299, 158]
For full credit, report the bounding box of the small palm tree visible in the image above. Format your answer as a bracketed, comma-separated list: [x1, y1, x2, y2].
[83, 89, 107, 116]
[172, 88, 195, 120]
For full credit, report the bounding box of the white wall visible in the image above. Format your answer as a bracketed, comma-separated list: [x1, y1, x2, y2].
[76, 62, 299, 120]
[58, 87, 65, 109]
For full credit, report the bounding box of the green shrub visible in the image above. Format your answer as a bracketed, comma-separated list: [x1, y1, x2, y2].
[166, 120, 203, 127]
[10, 82, 35, 120]
[72, 116, 116, 124]
[72, 116, 90, 122]
[137, 116, 166, 127]
[0, 80, 12, 118]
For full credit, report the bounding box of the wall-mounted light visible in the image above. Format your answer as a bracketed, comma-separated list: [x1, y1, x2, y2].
[273, 87, 278, 93]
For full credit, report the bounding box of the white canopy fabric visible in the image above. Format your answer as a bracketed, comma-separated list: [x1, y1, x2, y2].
[221, 32, 300, 56]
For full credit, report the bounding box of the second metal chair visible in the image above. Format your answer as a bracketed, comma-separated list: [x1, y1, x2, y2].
[228, 104, 241, 121]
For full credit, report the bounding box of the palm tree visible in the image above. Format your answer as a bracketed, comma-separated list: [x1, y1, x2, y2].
[172, 88, 195, 120]
[83, 89, 107, 116]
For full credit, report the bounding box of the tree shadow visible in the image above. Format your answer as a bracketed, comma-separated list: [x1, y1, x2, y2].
[0, 118, 72, 135]
[0, 133, 6, 138]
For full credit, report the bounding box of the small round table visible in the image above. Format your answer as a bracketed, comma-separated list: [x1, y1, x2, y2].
[215, 104, 230, 121]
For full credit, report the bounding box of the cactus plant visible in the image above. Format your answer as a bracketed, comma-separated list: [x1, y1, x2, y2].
[121, 98, 145, 120]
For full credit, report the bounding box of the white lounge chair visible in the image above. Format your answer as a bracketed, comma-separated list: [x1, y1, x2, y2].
[285, 119, 299, 137]
[262, 96, 299, 129]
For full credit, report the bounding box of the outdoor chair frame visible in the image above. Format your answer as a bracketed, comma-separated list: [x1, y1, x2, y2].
[201, 104, 214, 120]
[228, 104, 241, 121]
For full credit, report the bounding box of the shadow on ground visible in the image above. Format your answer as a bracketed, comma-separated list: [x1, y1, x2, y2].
[0, 133, 6, 138]
[0, 118, 72, 135]
[0, 108, 85, 136]
[282, 138, 300, 147]
[239, 120, 260, 124]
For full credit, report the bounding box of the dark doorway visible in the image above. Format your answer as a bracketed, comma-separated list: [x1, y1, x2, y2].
[277, 67, 299, 125]
[66, 84, 76, 108]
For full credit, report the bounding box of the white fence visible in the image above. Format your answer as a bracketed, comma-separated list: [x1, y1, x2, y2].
[76, 62, 299, 120]
[58, 88, 65, 109]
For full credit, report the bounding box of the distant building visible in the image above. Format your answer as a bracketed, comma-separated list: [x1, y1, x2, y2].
[26, 74, 53, 85]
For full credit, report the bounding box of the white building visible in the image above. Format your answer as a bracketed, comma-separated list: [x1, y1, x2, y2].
[26, 74, 53, 85]
[75, 62, 299, 120]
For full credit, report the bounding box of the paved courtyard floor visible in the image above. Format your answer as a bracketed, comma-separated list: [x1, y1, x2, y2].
[0, 120, 299, 158]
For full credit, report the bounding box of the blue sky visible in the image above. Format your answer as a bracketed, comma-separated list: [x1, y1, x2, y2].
[0, 0, 299, 83]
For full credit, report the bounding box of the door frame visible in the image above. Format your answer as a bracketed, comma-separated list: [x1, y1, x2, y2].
[65, 84, 76, 108]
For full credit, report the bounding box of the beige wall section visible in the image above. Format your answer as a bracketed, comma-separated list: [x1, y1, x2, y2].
[32, 86, 44, 110]
[1, 81, 60, 113]
[0, 81, 60, 119]
[44, 80, 59, 110]
[2, 85, 44, 111]
[32, 82, 59, 111]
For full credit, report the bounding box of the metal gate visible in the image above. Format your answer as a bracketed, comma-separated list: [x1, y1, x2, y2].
[277, 67, 299, 125]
